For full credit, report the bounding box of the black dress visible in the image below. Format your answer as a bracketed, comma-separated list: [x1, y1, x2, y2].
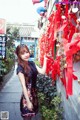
[16, 61, 38, 118]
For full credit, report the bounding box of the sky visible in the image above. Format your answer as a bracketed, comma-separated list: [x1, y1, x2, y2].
[0, 0, 44, 24]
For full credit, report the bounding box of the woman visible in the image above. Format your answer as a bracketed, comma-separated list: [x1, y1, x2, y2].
[16, 44, 47, 120]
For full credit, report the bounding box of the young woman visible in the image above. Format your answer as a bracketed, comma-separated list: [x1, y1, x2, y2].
[15, 44, 47, 120]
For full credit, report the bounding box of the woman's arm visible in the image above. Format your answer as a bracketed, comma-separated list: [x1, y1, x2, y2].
[18, 72, 33, 111]
[36, 56, 47, 74]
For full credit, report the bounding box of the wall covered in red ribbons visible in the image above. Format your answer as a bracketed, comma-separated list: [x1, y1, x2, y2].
[38, 2, 80, 98]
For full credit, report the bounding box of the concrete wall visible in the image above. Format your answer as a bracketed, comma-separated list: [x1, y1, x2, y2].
[57, 61, 80, 120]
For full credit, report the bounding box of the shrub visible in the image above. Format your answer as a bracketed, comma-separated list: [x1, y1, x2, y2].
[37, 74, 63, 120]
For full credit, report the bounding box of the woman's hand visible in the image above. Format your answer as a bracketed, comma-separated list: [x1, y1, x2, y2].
[27, 100, 33, 111]
[44, 54, 47, 61]
[36, 54, 48, 74]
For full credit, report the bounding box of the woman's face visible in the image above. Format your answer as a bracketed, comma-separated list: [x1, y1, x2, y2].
[20, 51, 30, 61]
[19, 47, 30, 62]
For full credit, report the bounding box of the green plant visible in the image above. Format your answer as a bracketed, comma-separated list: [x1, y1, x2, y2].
[37, 74, 63, 120]
[0, 26, 18, 79]
[34, 60, 40, 66]
[0, 47, 15, 75]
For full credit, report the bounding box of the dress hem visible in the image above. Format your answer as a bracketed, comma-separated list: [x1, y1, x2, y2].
[21, 113, 35, 117]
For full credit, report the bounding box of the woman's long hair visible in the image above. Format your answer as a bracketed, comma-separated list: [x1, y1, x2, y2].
[16, 44, 31, 75]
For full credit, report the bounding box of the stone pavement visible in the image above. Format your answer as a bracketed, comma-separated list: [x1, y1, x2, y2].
[0, 64, 42, 120]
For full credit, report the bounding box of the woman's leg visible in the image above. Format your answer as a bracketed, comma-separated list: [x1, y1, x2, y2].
[23, 116, 32, 120]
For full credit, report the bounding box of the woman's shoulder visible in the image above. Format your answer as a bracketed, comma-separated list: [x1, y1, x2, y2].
[16, 64, 24, 74]
[17, 64, 24, 69]
[28, 60, 37, 68]
[28, 61, 38, 73]
[28, 61, 35, 65]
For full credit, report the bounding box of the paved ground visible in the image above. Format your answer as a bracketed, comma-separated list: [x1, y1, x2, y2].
[0, 63, 42, 120]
